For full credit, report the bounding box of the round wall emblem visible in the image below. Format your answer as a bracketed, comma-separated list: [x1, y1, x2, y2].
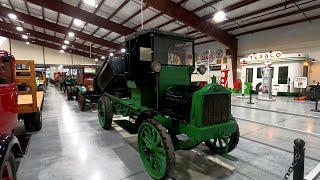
[216, 49, 223, 58]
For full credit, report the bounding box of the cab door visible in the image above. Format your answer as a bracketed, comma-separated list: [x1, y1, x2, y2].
[0, 58, 18, 134]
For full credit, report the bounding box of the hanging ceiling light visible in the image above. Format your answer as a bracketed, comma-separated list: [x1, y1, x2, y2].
[311, 59, 316, 62]
[60, 50, 64, 53]
[22, 35, 28, 39]
[16, 26, 23, 31]
[26, 42, 30, 45]
[68, 32, 75, 37]
[121, 48, 126, 53]
[8, 13, 17, 20]
[62, 45, 67, 49]
[213, 11, 226, 23]
[64, 40, 70, 44]
[95, 58, 98, 61]
[109, 52, 114, 57]
[101, 56, 105, 59]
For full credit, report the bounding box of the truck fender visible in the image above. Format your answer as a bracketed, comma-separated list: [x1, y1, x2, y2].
[133, 110, 155, 133]
[0, 135, 23, 167]
[78, 86, 87, 94]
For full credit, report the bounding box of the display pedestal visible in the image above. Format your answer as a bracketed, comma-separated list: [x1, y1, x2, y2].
[236, 95, 249, 99]
[257, 97, 276, 101]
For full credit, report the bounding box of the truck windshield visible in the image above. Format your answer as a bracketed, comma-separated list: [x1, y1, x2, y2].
[154, 36, 193, 66]
[84, 68, 96, 74]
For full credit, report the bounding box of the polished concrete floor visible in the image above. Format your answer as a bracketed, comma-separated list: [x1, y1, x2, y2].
[16, 86, 320, 180]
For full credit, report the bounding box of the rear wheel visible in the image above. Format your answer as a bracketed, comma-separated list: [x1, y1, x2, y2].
[205, 124, 240, 154]
[24, 118, 33, 132]
[1, 152, 16, 180]
[138, 119, 175, 180]
[98, 96, 113, 130]
[33, 111, 42, 131]
[78, 93, 86, 111]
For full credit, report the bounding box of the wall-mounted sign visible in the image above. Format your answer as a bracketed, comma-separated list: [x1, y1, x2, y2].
[294, 77, 308, 88]
[248, 51, 283, 60]
[200, 50, 215, 64]
[216, 49, 223, 58]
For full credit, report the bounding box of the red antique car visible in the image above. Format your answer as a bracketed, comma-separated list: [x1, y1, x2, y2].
[0, 50, 23, 180]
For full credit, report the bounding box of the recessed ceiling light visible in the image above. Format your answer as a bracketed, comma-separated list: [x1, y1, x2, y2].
[83, 0, 97, 7]
[95, 58, 98, 61]
[68, 32, 75, 37]
[109, 52, 114, 56]
[121, 48, 126, 53]
[64, 40, 70, 44]
[76, 37, 79, 40]
[22, 35, 28, 39]
[31, 40, 35, 43]
[26, 42, 30, 45]
[101, 56, 105, 59]
[8, 13, 17, 20]
[213, 11, 226, 23]
[60, 50, 64, 53]
[62, 45, 67, 49]
[16, 26, 23, 31]
[74, 19, 82, 26]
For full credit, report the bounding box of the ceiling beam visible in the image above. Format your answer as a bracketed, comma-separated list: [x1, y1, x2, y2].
[0, 21, 107, 55]
[191, 0, 223, 13]
[0, 6, 122, 50]
[144, 0, 237, 48]
[0, 29, 99, 59]
[235, 14, 320, 36]
[132, 0, 189, 30]
[225, 4, 320, 32]
[201, 0, 261, 20]
[217, 0, 304, 25]
[24, 0, 135, 36]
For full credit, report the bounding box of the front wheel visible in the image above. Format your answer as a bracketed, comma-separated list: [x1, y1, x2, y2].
[0, 152, 17, 180]
[66, 86, 72, 100]
[138, 119, 175, 180]
[33, 111, 42, 131]
[77, 93, 86, 111]
[205, 124, 240, 154]
[98, 96, 113, 130]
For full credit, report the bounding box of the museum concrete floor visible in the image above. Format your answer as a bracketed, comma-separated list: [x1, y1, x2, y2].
[16, 86, 320, 180]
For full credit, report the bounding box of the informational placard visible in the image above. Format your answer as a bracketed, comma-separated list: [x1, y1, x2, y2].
[294, 77, 308, 88]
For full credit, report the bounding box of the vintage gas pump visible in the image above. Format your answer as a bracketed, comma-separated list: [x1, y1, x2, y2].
[258, 60, 275, 101]
[220, 64, 229, 88]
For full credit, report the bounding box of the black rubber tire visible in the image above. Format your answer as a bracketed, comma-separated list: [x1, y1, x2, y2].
[205, 124, 240, 154]
[78, 93, 86, 111]
[33, 111, 42, 131]
[67, 86, 72, 100]
[98, 96, 113, 130]
[255, 82, 262, 94]
[138, 119, 175, 180]
[0, 152, 17, 180]
[24, 118, 34, 132]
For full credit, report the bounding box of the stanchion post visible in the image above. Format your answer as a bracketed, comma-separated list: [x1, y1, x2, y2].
[293, 138, 305, 180]
[247, 85, 254, 104]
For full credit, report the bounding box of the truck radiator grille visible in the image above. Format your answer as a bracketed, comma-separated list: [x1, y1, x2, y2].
[203, 94, 229, 126]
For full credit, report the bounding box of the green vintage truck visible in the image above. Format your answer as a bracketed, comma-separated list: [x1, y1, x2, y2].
[95, 29, 239, 180]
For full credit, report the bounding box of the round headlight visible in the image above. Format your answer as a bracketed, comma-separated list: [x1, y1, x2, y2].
[151, 61, 162, 73]
[197, 64, 207, 75]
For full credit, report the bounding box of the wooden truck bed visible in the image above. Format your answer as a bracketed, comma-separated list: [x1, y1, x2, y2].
[16, 60, 44, 114]
[18, 91, 44, 108]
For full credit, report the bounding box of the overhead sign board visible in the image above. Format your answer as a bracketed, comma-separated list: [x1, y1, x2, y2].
[294, 77, 308, 88]
[247, 51, 283, 60]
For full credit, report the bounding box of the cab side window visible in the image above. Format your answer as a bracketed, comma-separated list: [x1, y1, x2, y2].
[0, 61, 12, 84]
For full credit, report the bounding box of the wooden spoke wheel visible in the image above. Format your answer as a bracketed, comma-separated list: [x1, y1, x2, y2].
[205, 124, 240, 154]
[77, 93, 86, 111]
[138, 119, 175, 180]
